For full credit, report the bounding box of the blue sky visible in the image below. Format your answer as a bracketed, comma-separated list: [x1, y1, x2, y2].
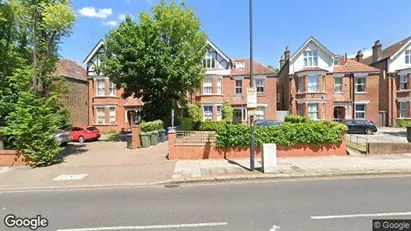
[62, 0, 411, 68]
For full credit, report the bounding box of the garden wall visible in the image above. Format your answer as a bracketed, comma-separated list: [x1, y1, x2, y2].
[0, 150, 31, 166]
[168, 131, 347, 160]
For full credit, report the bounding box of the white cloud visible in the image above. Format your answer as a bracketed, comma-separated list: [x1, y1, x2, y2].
[102, 20, 119, 27]
[118, 13, 133, 21]
[77, 7, 113, 19]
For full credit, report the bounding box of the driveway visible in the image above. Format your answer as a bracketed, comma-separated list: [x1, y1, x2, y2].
[347, 127, 408, 144]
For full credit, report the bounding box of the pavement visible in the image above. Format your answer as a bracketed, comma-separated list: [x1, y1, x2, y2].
[347, 127, 409, 144]
[1, 176, 410, 231]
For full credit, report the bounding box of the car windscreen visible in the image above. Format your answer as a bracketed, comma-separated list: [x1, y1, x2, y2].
[87, 127, 98, 131]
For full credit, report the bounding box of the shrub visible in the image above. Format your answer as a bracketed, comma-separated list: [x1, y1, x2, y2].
[396, 119, 411, 127]
[199, 121, 226, 131]
[285, 114, 310, 123]
[187, 104, 201, 122]
[180, 118, 193, 131]
[222, 103, 233, 123]
[141, 120, 164, 132]
[216, 120, 348, 148]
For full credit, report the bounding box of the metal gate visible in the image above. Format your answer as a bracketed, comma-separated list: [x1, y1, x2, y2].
[277, 111, 289, 121]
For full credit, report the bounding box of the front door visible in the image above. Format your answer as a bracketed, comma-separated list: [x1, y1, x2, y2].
[333, 106, 345, 122]
[233, 109, 242, 124]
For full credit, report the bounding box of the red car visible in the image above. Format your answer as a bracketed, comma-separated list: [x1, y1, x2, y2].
[68, 126, 101, 143]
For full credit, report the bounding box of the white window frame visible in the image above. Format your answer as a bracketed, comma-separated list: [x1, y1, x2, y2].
[333, 57, 339, 66]
[334, 77, 343, 93]
[298, 77, 304, 93]
[203, 77, 213, 95]
[399, 102, 408, 118]
[355, 77, 366, 93]
[308, 103, 319, 120]
[235, 62, 245, 68]
[96, 107, 105, 125]
[255, 79, 265, 95]
[216, 77, 222, 94]
[235, 80, 242, 95]
[308, 75, 319, 92]
[96, 79, 105, 96]
[216, 105, 222, 121]
[355, 104, 366, 120]
[405, 50, 411, 64]
[400, 75, 407, 90]
[255, 106, 265, 120]
[109, 81, 116, 96]
[109, 107, 116, 125]
[203, 106, 213, 121]
[303, 50, 318, 67]
[203, 53, 216, 69]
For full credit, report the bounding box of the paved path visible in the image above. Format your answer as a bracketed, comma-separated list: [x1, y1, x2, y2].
[1, 177, 410, 231]
[347, 127, 408, 144]
[172, 154, 411, 182]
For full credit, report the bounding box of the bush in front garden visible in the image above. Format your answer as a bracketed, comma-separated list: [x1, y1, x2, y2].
[199, 121, 226, 131]
[216, 120, 348, 148]
[284, 114, 310, 123]
[141, 120, 164, 132]
[396, 119, 411, 127]
[180, 118, 193, 131]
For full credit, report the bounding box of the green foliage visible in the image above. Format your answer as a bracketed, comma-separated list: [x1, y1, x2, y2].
[141, 120, 164, 132]
[199, 121, 226, 131]
[396, 119, 411, 128]
[187, 104, 201, 122]
[284, 114, 310, 123]
[102, 0, 207, 122]
[216, 120, 348, 148]
[180, 118, 193, 131]
[222, 103, 233, 123]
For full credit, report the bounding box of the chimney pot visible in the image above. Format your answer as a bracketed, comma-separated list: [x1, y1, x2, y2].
[356, 50, 364, 62]
[279, 55, 285, 69]
[372, 40, 382, 63]
[284, 46, 290, 60]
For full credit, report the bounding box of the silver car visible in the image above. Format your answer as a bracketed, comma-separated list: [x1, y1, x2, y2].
[55, 130, 73, 146]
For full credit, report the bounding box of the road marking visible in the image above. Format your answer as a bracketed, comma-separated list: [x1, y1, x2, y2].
[311, 212, 411, 220]
[57, 222, 228, 230]
[53, 174, 88, 181]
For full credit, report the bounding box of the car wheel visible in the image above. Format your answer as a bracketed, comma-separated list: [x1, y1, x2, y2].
[365, 128, 373, 135]
[78, 136, 86, 143]
[61, 142, 68, 147]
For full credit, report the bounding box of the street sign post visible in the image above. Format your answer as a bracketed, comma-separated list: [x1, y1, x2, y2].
[247, 87, 257, 109]
[171, 109, 175, 129]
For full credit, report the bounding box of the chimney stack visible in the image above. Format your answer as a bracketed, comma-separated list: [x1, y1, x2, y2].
[372, 40, 382, 63]
[344, 53, 347, 63]
[279, 55, 285, 69]
[284, 46, 290, 61]
[355, 50, 364, 62]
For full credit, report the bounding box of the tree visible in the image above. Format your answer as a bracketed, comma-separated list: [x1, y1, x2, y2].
[222, 103, 233, 123]
[102, 0, 207, 122]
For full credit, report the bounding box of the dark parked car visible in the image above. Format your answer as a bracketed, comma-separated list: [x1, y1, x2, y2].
[345, 120, 377, 135]
[254, 120, 283, 127]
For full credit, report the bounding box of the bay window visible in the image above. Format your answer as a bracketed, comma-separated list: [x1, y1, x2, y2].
[96, 107, 105, 125]
[399, 102, 408, 118]
[297, 103, 305, 116]
[400, 75, 407, 90]
[298, 77, 304, 92]
[308, 75, 319, 92]
[217, 78, 222, 94]
[216, 105, 222, 121]
[203, 78, 213, 95]
[303, 50, 318, 67]
[109, 81, 116, 96]
[203, 106, 213, 121]
[97, 79, 105, 96]
[109, 107, 116, 124]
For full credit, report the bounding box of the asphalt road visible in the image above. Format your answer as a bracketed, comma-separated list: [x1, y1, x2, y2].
[1, 176, 411, 231]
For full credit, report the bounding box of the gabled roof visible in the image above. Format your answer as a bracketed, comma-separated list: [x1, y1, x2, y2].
[206, 39, 230, 63]
[82, 39, 105, 65]
[54, 59, 87, 82]
[333, 59, 380, 73]
[231, 58, 275, 76]
[363, 36, 411, 65]
[290, 36, 335, 61]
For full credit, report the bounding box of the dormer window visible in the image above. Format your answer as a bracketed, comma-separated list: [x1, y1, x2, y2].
[333, 57, 339, 66]
[203, 53, 216, 69]
[405, 50, 410, 64]
[303, 50, 318, 67]
[235, 62, 245, 68]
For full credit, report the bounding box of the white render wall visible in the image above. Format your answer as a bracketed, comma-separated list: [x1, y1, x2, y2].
[289, 41, 333, 74]
[205, 48, 231, 76]
[388, 42, 411, 73]
[86, 47, 105, 76]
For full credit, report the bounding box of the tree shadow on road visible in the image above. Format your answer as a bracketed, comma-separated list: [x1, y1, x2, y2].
[99, 133, 127, 143]
[380, 131, 407, 137]
[54, 143, 89, 163]
[225, 158, 263, 173]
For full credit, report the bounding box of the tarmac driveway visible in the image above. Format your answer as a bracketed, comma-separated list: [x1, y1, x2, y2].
[347, 127, 408, 144]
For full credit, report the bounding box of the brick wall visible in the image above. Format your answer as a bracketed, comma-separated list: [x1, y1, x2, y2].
[62, 78, 88, 126]
[0, 150, 31, 166]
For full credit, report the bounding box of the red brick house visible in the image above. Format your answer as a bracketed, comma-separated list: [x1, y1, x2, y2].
[188, 40, 277, 124]
[83, 40, 143, 132]
[277, 37, 380, 124]
[360, 36, 411, 126]
[55, 59, 89, 126]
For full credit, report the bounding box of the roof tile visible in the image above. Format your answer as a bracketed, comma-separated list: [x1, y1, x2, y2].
[231, 58, 275, 76]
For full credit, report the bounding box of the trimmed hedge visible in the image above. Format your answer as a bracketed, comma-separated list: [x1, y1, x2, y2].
[199, 121, 226, 131]
[180, 118, 193, 131]
[396, 119, 411, 128]
[141, 120, 164, 132]
[285, 114, 310, 123]
[216, 120, 348, 148]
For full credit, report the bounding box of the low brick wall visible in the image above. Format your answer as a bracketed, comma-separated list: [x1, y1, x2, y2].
[167, 130, 347, 160]
[0, 150, 31, 166]
[367, 142, 411, 155]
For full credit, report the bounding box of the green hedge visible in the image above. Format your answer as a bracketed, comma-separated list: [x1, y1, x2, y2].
[199, 121, 226, 131]
[216, 120, 348, 148]
[284, 114, 310, 123]
[180, 118, 193, 131]
[396, 119, 411, 127]
[141, 120, 164, 132]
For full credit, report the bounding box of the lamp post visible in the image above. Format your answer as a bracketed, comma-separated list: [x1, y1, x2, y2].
[249, 0, 255, 171]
